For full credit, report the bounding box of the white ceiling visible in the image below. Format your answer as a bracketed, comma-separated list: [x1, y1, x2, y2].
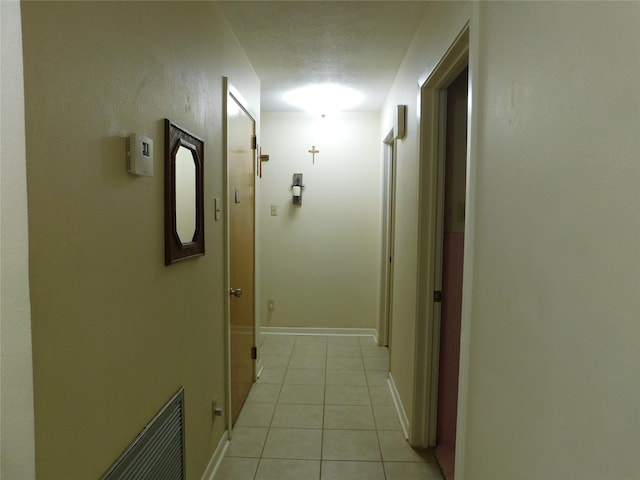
[217, 1, 430, 112]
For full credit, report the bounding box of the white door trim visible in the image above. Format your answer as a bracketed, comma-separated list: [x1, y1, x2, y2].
[454, 5, 480, 476]
[412, 24, 470, 450]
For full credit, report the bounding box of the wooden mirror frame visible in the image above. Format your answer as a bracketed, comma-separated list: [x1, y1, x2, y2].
[164, 119, 205, 265]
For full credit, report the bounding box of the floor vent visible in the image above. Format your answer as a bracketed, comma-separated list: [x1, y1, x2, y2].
[101, 387, 185, 480]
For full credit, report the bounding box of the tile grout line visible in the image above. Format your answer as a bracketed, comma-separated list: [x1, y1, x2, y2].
[364, 338, 389, 479]
[365, 342, 387, 480]
[254, 340, 292, 479]
[320, 336, 328, 479]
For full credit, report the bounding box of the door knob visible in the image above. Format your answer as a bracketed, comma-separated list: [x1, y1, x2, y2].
[230, 288, 243, 297]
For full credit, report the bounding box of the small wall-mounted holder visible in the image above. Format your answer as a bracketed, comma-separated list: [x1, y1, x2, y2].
[259, 147, 270, 178]
[291, 173, 305, 205]
[394, 105, 406, 140]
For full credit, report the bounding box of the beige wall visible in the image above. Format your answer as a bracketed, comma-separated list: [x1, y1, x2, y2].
[20, 2, 259, 478]
[1, 1, 36, 478]
[461, 2, 639, 478]
[260, 112, 382, 330]
[383, 1, 639, 478]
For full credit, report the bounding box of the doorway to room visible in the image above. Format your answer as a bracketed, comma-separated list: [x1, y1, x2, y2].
[434, 65, 468, 480]
[378, 129, 397, 348]
[411, 24, 469, 480]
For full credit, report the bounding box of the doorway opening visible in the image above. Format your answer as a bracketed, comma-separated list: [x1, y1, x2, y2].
[378, 129, 397, 348]
[411, 24, 470, 480]
[434, 66, 468, 479]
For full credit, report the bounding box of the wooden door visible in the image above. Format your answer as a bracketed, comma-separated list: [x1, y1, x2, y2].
[227, 90, 256, 426]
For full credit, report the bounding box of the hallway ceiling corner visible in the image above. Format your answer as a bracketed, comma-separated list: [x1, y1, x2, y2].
[217, 1, 430, 113]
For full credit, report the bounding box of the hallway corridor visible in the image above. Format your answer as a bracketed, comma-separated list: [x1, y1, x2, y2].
[215, 334, 443, 479]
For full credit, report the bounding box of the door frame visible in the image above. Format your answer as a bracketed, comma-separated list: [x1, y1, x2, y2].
[411, 23, 471, 450]
[223, 77, 258, 436]
[378, 128, 397, 347]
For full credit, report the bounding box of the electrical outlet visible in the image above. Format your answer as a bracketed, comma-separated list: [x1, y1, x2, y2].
[267, 300, 274, 311]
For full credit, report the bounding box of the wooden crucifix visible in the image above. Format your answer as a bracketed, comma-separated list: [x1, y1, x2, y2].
[308, 145, 319, 164]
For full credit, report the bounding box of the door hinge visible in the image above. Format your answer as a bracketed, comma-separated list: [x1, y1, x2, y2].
[251, 346, 257, 360]
[251, 134, 257, 150]
[434, 291, 442, 303]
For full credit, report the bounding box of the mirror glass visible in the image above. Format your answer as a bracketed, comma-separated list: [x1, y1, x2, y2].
[174, 145, 197, 244]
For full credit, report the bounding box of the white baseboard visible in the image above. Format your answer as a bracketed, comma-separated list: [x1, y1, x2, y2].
[388, 372, 410, 440]
[260, 326, 377, 337]
[201, 430, 229, 480]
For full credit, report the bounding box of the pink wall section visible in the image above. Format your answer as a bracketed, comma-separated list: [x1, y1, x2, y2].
[436, 231, 465, 479]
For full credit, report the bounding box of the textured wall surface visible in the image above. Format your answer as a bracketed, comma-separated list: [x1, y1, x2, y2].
[461, 2, 640, 478]
[21, 2, 258, 478]
[260, 112, 382, 330]
[1, 1, 36, 478]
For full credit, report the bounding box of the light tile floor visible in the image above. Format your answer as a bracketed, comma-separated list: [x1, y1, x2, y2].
[215, 334, 443, 480]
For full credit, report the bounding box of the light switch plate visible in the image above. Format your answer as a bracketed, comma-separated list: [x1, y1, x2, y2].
[270, 205, 278, 216]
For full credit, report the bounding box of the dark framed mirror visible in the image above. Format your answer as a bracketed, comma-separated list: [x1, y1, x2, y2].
[164, 119, 204, 265]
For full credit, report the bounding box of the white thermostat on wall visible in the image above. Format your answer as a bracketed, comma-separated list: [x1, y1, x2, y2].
[126, 134, 154, 176]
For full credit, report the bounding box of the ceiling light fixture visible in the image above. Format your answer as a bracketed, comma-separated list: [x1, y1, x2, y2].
[283, 84, 364, 115]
